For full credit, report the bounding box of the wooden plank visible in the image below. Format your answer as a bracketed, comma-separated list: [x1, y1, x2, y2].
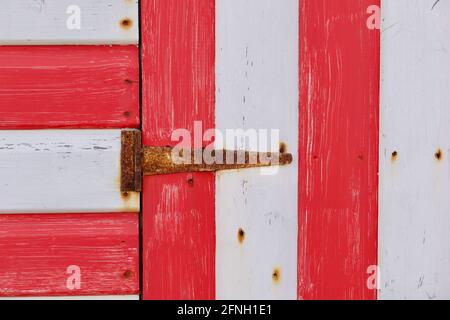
[141, 0, 216, 300]
[0, 46, 139, 129]
[0, 130, 139, 213]
[379, 0, 450, 300]
[141, 1, 215, 146]
[142, 175, 215, 300]
[0, 295, 140, 300]
[0, 213, 139, 297]
[215, 0, 298, 300]
[298, 0, 379, 299]
[0, 0, 138, 45]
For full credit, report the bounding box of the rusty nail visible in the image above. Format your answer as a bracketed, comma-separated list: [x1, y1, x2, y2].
[120, 18, 133, 30]
[391, 151, 398, 162]
[272, 268, 281, 283]
[187, 174, 194, 186]
[120, 130, 293, 192]
[238, 228, 245, 243]
[435, 148, 443, 161]
[123, 270, 134, 279]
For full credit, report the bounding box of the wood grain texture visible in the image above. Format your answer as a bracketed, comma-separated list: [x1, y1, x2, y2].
[215, 0, 299, 300]
[299, 0, 379, 300]
[141, 0, 215, 146]
[0, 0, 138, 45]
[0, 46, 139, 129]
[141, 0, 216, 300]
[0, 213, 139, 297]
[0, 130, 139, 213]
[379, 0, 450, 300]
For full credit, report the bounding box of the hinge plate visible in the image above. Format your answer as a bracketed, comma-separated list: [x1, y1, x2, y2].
[120, 130, 293, 192]
[121, 129, 142, 192]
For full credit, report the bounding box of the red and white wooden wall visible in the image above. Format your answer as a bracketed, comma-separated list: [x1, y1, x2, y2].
[0, 0, 140, 300]
[0, 0, 449, 300]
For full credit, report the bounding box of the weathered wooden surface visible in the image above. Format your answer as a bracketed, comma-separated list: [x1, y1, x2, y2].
[141, 0, 216, 300]
[215, 0, 299, 300]
[379, 0, 450, 300]
[0, 213, 139, 297]
[298, 0, 379, 299]
[0, 46, 139, 129]
[0, 130, 139, 213]
[142, 174, 215, 300]
[0, 0, 138, 45]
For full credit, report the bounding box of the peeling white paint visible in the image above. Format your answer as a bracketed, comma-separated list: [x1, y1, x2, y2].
[0, 130, 139, 213]
[379, 0, 450, 300]
[215, 0, 299, 300]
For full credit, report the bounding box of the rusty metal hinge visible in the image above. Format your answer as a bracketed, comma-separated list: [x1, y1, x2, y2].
[121, 130, 293, 192]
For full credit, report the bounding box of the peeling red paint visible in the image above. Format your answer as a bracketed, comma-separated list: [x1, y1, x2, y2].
[0, 46, 139, 129]
[298, 0, 379, 300]
[141, 0, 216, 300]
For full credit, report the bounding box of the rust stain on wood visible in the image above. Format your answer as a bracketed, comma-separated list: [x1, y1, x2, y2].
[272, 268, 281, 284]
[237, 228, 246, 244]
[121, 130, 293, 191]
[435, 148, 443, 161]
[279, 142, 287, 154]
[123, 269, 134, 280]
[187, 174, 194, 186]
[120, 18, 133, 30]
[391, 151, 399, 163]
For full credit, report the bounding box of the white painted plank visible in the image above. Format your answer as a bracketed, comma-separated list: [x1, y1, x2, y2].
[0, 295, 139, 300]
[0, 130, 139, 213]
[379, 0, 450, 300]
[215, 0, 298, 299]
[0, 0, 138, 45]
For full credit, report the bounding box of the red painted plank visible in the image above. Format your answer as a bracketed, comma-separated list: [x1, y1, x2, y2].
[141, 0, 215, 300]
[141, 0, 215, 147]
[0, 46, 139, 129]
[298, 0, 380, 300]
[0, 213, 139, 297]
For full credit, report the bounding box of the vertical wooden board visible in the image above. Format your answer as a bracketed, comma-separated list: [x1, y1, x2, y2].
[215, 0, 298, 300]
[379, 0, 450, 300]
[0, 130, 139, 213]
[0, 46, 139, 129]
[142, 175, 215, 300]
[0, 213, 139, 297]
[0, 0, 138, 45]
[141, 0, 216, 300]
[299, 0, 379, 299]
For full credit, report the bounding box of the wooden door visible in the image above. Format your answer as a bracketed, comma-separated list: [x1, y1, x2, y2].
[140, 0, 380, 300]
